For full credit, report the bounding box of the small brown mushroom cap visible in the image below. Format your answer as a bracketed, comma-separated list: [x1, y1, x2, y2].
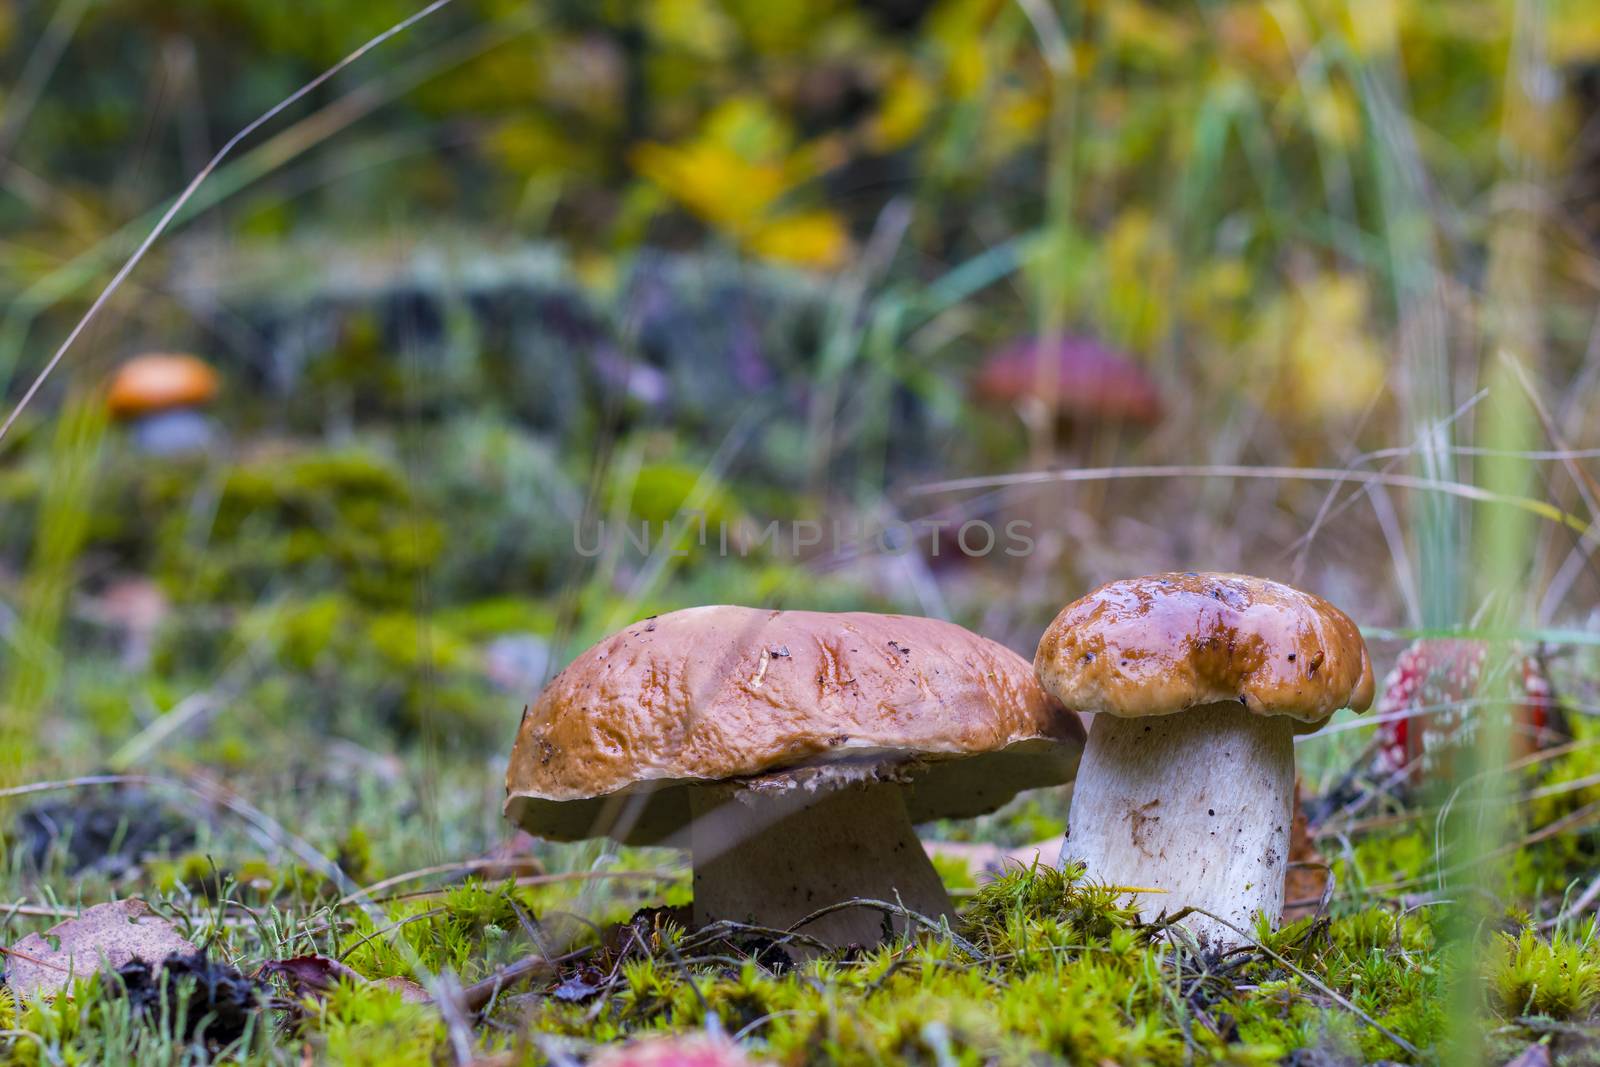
[1035, 572, 1374, 727]
[505, 606, 1085, 844]
[106, 354, 220, 418]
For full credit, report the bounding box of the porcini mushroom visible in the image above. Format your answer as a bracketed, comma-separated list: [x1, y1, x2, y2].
[105, 353, 221, 455]
[505, 605, 1085, 949]
[1034, 572, 1373, 948]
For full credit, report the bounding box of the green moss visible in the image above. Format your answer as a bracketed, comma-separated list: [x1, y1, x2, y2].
[308, 980, 444, 1066]
[1491, 923, 1600, 1020]
[612, 461, 747, 532]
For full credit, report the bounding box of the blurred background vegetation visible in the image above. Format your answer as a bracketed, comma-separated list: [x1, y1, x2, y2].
[4, 0, 1600, 759]
[5, 0, 1600, 1061]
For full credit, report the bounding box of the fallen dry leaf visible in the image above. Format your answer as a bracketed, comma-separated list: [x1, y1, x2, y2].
[257, 953, 367, 997]
[3, 899, 197, 999]
[259, 954, 431, 1005]
[1284, 780, 1332, 922]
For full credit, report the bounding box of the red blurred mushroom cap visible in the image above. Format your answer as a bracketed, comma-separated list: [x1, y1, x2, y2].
[974, 336, 1162, 424]
[1372, 638, 1559, 783]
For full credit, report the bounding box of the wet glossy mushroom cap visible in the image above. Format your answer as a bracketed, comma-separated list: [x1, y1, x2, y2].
[1036, 572, 1375, 727]
[973, 336, 1162, 424]
[505, 605, 1085, 844]
[106, 354, 220, 418]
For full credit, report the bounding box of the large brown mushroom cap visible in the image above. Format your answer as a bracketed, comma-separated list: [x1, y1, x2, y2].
[106, 354, 220, 418]
[1035, 572, 1374, 726]
[505, 605, 1085, 844]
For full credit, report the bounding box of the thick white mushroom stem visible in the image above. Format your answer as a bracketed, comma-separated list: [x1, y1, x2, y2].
[1064, 702, 1294, 949]
[689, 783, 955, 951]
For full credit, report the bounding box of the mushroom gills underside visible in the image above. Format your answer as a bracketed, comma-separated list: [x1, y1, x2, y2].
[1063, 701, 1294, 948]
[688, 782, 955, 951]
[504, 737, 1080, 846]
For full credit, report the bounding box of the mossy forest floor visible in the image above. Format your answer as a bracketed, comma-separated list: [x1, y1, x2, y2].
[8, 757, 1600, 1066]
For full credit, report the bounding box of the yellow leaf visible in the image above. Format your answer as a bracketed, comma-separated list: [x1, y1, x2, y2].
[1105, 0, 1194, 61]
[991, 87, 1047, 146]
[630, 97, 849, 269]
[747, 211, 852, 270]
[947, 38, 988, 100]
[1304, 82, 1362, 148]
[631, 141, 789, 230]
[1337, 0, 1399, 57]
[1104, 210, 1176, 350]
[645, 0, 736, 58]
[1284, 275, 1387, 420]
[1550, 0, 1600, 64]
[870, 69, 936, 152]
[704, 97, 796, 164]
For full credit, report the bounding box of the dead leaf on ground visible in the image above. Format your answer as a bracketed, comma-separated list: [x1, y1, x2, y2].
[258, 953, 431, 1005]
[1285, 779, 1332, 922]
[3, 899, 198, 999]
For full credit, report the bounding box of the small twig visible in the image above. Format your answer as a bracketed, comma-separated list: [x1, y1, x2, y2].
[678, 918, 832, 958]
[334, 859, 551, 906]
[0, 774, 161, 800]
[1502, 1016, 1600, 1036]
[732, 1010, 804, 1042]
[784, 898, 983, 960]
[2, 901, 80, 919]
[0, 945, 73, 973]
[906, 464, 1595, 541]
[360, 870, 679, 907]
[1177, 907, 1421, 1058]
[459, 950, 587, 1014]
[1539, 869, 1600, 931]
[337, 908, 446, 962]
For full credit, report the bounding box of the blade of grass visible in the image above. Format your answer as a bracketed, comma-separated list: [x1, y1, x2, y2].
[904, 463, 1595, 540]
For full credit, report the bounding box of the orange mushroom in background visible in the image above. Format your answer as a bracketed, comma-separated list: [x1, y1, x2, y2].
[105, 353, 221, 455]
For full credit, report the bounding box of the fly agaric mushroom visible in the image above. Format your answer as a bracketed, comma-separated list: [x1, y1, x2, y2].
[1372, 638, 1562, 787]
[504, 605, 1085, 949]
[973, 336, 1163, 426]
[105, 353, 220, 455]
[1034, 572, 1374, 948]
